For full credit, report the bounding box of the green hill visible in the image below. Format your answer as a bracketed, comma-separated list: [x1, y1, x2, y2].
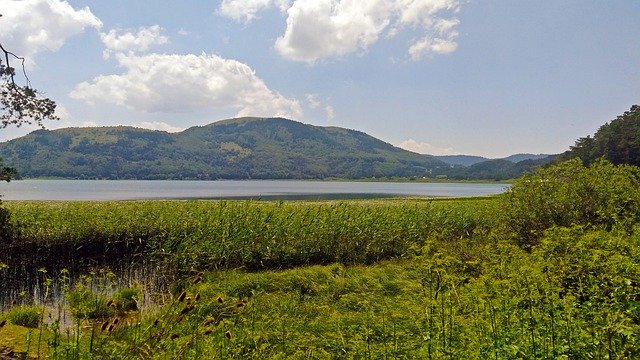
[0, 117, 447, 180]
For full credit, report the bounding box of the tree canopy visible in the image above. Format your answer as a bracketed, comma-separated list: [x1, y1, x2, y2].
[0, 42, 59, 128]
[562, 105, 640, 166]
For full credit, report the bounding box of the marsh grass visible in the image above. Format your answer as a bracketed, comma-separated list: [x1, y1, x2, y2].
[0, 182, 638, 358]
[0, 199, 497, 306]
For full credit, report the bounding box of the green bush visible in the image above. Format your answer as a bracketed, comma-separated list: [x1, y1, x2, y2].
[501, 158, 640, 248]
[7, 305, 42, 328]
[66, 283, 112, 320]
[111, 287, 140, 312]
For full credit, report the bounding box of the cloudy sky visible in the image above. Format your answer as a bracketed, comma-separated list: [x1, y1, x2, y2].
[0, 0, 638, 157]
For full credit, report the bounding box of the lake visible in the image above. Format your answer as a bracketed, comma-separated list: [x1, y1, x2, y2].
[1, 179, 509, 201]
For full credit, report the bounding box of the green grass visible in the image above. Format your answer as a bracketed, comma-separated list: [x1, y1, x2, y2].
[1, 189, 639, 358]
[3, 198, 499, 270]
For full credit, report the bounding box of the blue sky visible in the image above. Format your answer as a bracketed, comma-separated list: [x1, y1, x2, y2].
[1, 0, 639, 158]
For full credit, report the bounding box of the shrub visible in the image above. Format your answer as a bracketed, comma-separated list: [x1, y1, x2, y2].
[111, 287, 140, 312]
[66, 283, 112, 320]
[501, 158, 640, 248]
[7, 305, 42, 328]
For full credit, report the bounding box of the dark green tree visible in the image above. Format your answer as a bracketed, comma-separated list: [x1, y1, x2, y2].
[564, 105, 640, 166]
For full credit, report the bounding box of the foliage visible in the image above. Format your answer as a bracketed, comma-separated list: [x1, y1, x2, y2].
[2, 199, 497, 272]
[111, 287, 140, 312]
[0, 43, 58, 128]
[501, 158, 640, 248]
[5, 305, 42, 328]
[0, 190, 639, 357]
[66, 271, 117, 320]
[562, 104, 640, 166]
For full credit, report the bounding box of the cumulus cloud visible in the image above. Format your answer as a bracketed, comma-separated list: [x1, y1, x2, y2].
[101, 25, 169, 58]
[69, 53, 302, 118]
[0, 0, 101, 64]
[397, 138, 458, 155]
[218, 0, 291, 22]
[219, 0, 460, 63]
[139, 121, 184, 133]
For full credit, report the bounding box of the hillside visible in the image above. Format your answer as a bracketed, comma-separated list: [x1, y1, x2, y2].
[561, 105, 640, 166]
[435, 153, 552, 167]
[0, 117, 448, 180]
[439, 156, 556, 181]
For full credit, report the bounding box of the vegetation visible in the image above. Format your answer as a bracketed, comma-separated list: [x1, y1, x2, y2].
[0, 117, 447, 180]
[5, 305, 41, 328]
[0, 159, 639, 358]
[562, 105, 640, 166]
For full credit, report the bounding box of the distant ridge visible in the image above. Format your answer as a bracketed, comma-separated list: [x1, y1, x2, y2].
[435, 153, 552, 166]
[0, 117, 447, 180]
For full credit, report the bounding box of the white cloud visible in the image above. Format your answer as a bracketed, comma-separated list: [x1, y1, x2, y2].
[69, 53, 302, 118]
[275, 0, 393, 63]
[218, 0, 291, 22]
[101, 25, 169, 58]
[325, 105, 335, 121]
[219, 0, 460, 63]
[0, 0, 101, 64]
[139, 121, 184, 133]
[397, 138, 458, 155]
[306, 93, 321, 109]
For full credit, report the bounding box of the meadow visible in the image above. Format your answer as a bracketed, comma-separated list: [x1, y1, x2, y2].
[1, 159, 639, 359]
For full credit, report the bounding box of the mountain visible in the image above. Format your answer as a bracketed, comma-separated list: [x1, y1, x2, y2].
[0, 117, 448, 180]
[560, 105, 640, 166]
[434, 155, 489, 166]
[502, 153, 551, 163]
[435, 153, 551, 166]
[438, 156, 557, 181]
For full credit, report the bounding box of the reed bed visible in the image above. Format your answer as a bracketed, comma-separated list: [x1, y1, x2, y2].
[3, 198, 498, 271]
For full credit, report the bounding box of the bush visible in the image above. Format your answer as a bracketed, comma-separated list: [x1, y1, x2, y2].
[111, 287, 140, 312]
[7, 305, 42, 328]
[501, 158, 640, 248]
[66, 283, 112, 320]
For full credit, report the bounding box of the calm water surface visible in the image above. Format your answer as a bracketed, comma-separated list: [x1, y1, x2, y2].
[1, 179, 509, 201]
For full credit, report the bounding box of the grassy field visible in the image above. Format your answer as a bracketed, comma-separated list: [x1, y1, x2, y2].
[1, 160, 640, 359]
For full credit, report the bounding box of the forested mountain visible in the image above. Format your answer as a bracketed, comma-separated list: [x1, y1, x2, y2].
[561, 105, 640, 166]
[434, 155, 489, 166]
[440, 156, 557, 181]
[435, 153, 552, 167]
[0, 117, 448, 180]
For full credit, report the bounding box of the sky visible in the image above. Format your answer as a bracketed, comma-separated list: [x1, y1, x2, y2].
[0, 0, 639, 158]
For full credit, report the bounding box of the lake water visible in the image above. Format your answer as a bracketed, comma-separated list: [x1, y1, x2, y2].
[1, 179, 509, 201]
